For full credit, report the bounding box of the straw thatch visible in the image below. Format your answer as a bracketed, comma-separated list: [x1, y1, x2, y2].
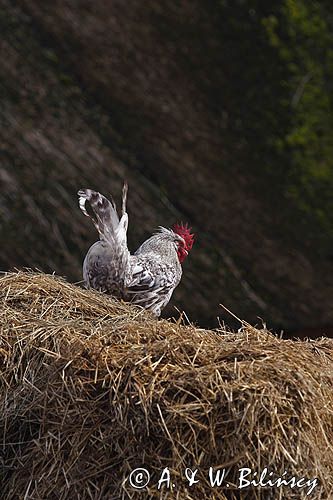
[0, 271, 332, 499]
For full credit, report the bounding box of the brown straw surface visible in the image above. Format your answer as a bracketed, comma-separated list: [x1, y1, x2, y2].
[0, 271, 332, 499]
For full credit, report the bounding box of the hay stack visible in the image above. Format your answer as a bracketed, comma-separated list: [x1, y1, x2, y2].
[0, 272, 332, 499]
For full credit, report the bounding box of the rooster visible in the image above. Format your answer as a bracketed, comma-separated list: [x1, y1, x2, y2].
[78, 184, 194, 316]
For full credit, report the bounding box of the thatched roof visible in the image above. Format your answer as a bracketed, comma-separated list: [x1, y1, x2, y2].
[0, 272, 332, 499]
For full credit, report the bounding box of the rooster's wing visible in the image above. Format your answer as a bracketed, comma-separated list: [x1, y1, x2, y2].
[125, 256, 181, 316]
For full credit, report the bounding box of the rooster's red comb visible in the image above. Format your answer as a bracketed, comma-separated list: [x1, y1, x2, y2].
[172, 223, 195, 251]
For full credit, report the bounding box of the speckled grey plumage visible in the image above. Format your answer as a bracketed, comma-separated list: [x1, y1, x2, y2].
[78, 185, 184, 316]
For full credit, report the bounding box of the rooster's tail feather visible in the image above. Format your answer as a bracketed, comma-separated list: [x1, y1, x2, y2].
[78, 183, 128, 246]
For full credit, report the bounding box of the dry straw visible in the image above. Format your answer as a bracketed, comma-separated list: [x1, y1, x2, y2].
[0, 271, 332, 499]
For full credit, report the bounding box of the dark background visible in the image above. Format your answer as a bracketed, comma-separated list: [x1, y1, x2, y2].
[1, 0, 333, 337]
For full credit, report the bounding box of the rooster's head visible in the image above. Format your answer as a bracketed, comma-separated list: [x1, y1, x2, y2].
[172, 223, 195, 263]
